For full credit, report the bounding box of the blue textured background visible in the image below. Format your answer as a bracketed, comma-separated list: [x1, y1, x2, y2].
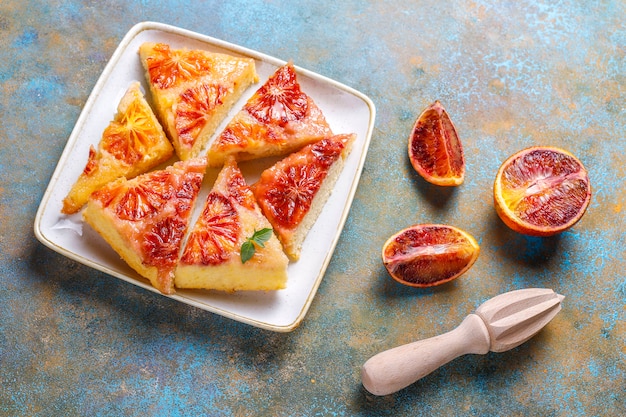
[1, 1, 625, 416]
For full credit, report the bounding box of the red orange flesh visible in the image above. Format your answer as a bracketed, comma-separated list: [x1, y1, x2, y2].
[382, 224, 479, 287]
[494, 146, 591, 236]
[408, 101, 465, 186]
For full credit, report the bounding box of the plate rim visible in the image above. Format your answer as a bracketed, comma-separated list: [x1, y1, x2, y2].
[33, 21, 376, 332]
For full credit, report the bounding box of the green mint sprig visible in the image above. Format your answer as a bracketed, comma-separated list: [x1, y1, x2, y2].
[241, 228, 273, 264]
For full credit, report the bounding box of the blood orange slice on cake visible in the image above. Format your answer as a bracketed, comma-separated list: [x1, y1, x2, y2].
[253, 133, 356, 260]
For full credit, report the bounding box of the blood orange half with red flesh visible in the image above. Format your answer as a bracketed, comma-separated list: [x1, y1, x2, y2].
[408, 100, 465, 186]
[494, 146, 591, 236]
[382, 224, 479, 287]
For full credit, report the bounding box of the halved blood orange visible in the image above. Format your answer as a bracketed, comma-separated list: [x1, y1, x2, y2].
[382, 224, 479, 287]
[494, 146, 591, 236]
[408, 100, 465, 186]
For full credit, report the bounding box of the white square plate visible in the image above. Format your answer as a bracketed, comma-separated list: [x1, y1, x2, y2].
[34, 22, 375, 332]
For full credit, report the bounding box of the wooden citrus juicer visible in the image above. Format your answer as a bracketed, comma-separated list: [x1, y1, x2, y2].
[361, 288, 564, 396]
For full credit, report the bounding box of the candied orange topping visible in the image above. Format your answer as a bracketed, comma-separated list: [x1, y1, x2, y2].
[256, 137, 345, 229]
[245, 63, 308, 125]
[181, 193, 240, 265]
[215, 120, 281, 151]
[83, 145, 98, 175]
[146, 43, 214, 90]
[175, 83, 227, 147]
[142, 217, 187, 268]
[109, 172, 173, 221]
[90, 181, 123, 208]
[101, 98, 162, 165]
[222, 163, 256, 210]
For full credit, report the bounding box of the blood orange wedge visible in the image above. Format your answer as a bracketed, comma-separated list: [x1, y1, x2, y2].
[408, 100, 465, 186]
[493, 146, 591, 237]
[382, 224, 479, 287]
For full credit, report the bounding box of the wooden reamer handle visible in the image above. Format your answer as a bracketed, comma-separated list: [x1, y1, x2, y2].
[361, 314, 491, 396]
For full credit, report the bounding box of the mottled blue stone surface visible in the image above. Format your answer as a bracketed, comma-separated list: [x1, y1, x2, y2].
[1, 1, 624, 416]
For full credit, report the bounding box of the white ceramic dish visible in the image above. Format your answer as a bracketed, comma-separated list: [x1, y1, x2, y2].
[34, 22, 375, 332]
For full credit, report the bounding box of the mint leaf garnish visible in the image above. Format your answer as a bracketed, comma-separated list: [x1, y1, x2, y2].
[240, 241, 255, 264]
[241, 228, 273, 264]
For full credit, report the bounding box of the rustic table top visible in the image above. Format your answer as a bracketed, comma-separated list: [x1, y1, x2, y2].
[2, 1, 624, 416]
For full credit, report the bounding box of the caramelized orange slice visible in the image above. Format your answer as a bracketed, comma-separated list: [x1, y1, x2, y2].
[143, 43, 215, 90]
[246, 62, 308, 124]
[175, 83, 228, 148]
[180, 193, 240, 266]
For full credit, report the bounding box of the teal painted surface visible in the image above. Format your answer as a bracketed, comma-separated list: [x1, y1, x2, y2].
[1, 0, 625, 415]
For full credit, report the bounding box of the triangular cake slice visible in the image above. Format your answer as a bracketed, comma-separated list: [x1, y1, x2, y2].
[175, 156, 289, 292]
[253, 133, 356, 260]
[139, 42, 258, 161]
[62, 82, 174, 214]
[205, 62, 333, 168]
[83, 157, 207, 294]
